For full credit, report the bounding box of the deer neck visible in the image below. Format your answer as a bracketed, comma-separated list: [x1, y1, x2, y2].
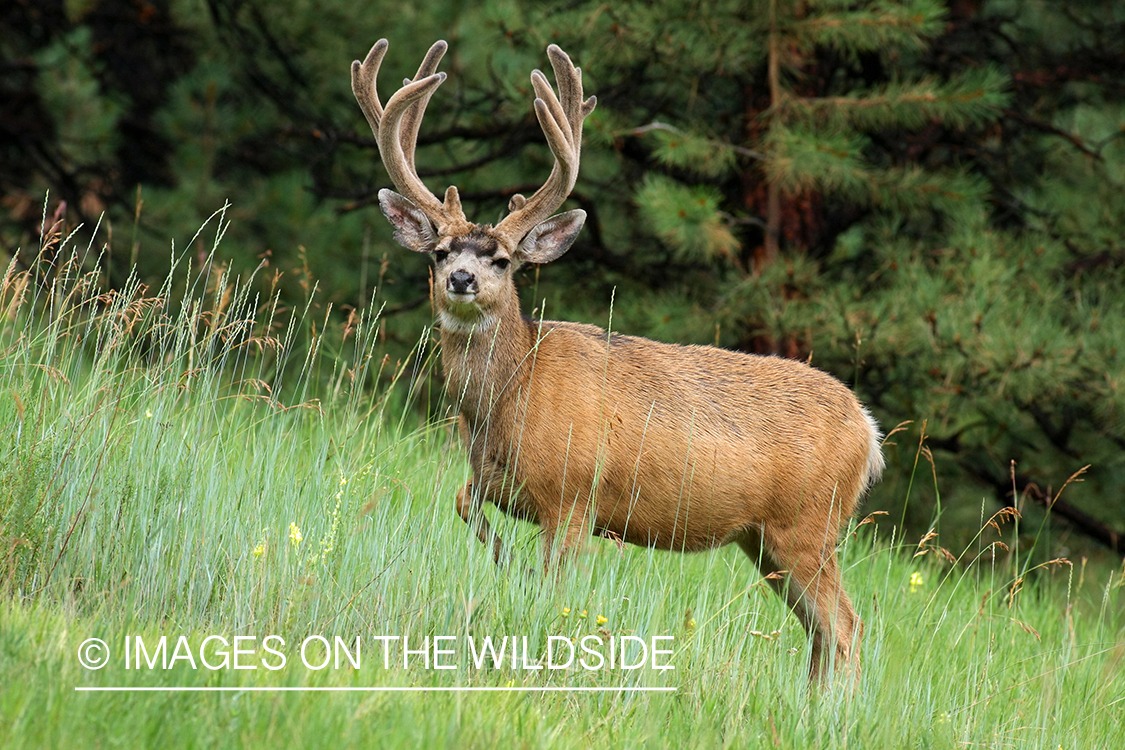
[438, 285, 533, 425]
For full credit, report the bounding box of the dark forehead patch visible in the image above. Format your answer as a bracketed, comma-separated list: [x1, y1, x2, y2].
[451, 229, 500, 257]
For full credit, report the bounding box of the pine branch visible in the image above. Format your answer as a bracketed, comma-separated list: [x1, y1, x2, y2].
[623, 122, 766, 162]
[636, 174, 740, 263]
[795, 0, 947, 53]
[872, 167, 988, 215]
[1002, 109, 1102, 160]
[764, 125, 874, 198]
[791, 68, 1010, 130]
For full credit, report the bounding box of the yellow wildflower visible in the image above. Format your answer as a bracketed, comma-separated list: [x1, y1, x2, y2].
[910, 572, 924, 592]
[596, 614, 607, 626]
[579, 609, 587, 619]
[561, 607, 571, 618]
[252, 543, 265, 558]
[289, 522, 303, 546]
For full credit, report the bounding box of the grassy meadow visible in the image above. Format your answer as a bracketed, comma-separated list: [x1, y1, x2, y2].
[1, 216, 1123, 749]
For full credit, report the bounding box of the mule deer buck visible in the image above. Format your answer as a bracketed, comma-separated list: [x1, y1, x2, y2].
[351, 38, 884, 682]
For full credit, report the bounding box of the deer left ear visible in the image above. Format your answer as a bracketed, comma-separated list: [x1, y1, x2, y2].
[516, 209, 586, 265]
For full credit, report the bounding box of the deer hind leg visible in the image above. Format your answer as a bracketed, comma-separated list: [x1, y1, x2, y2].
[738, 525, 861, 685]
[455, 480, 506, 565]
[539, 505, 590, 573]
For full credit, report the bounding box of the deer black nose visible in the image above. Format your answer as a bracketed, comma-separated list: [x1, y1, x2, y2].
[448, 269, 477, 294]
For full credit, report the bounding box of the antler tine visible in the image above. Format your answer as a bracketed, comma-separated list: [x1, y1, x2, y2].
[495, 45, 596, 250]
[399, 41, 447, 174]
[351, 39, 389, 135]
[352, 39, 468, 233]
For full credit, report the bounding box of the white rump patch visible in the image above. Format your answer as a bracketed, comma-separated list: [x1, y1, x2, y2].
[860, 406, 885, 491]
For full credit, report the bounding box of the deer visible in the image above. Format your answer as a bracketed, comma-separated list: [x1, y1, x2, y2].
[351, 38, 885, 683]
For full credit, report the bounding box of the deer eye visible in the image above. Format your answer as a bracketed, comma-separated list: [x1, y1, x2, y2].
[434, 250, 449, 263]
[492, 258, 510, 270]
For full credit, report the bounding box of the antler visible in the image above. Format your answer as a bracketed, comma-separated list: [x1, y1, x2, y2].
[494, 45, 597, 249]
[351, 39, 470, 235]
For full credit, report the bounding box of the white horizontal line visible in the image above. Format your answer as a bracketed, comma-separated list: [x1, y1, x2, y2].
[74, 686, 676, 693]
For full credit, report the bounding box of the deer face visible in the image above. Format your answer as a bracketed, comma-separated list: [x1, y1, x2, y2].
[379, 189, 587, 332]
[431, 229, 511, 331]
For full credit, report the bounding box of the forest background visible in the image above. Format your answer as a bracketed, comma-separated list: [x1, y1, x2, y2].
[3, 0, 1124, 557]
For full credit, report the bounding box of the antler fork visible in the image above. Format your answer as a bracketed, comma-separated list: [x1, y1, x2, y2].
[351, 39, 471, 235]
[352, 40, 595, 246]
[494, 45, 597, 248]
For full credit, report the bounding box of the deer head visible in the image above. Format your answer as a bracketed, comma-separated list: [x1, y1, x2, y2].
[351, 40, 596, 332]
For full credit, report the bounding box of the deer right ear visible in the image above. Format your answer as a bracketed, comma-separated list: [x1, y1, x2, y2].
[378, 188, 437, 253]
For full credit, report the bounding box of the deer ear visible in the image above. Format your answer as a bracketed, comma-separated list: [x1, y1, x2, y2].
[379, 188, 437, 252]
[516, 209, 586, 265]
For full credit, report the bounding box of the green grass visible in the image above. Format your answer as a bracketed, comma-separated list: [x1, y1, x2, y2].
[1, 224, 1123, 748]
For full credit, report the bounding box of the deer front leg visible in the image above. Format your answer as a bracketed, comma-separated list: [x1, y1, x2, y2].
[455, 480, 506, 565]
